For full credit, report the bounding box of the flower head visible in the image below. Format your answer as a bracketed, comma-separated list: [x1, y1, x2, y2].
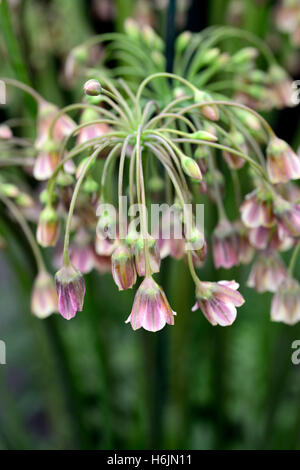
[266, 136, 300, 184]
[31, 271, 58, 319]
[126, 277, 175, 332]
[112, 244, 137, 290]
[271, 277, 300, 325]
[192, 280, 245, 326]
[55, 264, 85, 320]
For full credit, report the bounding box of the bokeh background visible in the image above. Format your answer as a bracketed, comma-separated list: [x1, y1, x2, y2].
[1, 0, 300, 450]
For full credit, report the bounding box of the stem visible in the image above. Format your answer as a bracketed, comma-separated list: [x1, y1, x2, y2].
[0, 1, 30, 84]
[101, 143, 122, 200]
[118, 135, 132, 239]
[136, 125, 151, 277]
[288, 241, 300, 277]
[0, 193, 45, 272]
[1, 77, 43, 102]
[62, 145, 108, 265]
[207, 149, 227, 221]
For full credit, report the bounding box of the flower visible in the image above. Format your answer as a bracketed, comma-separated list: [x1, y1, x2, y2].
[274, 196, 300, 236]
[234, 221, 254, 264]
[76, 108, 110, 146]
[212, 219, 239, 269]
[266, 136, 300, 184]
[55, 264, 85, 320]
[222, 130, 247, 169]
[271, 277, 300, 325]
[31, 271, 58, 319]
[36, 100, 76, 147]
[126, 277, 175, 332]
[111, 244, 137, 290]
[33, 140, 60, 180]
[192, 280, 245, 326]
[247, 251, 287, 293]
[240, 189, 274, 228]
[132, 235, 161, 276]
[36, 206, 60, 247]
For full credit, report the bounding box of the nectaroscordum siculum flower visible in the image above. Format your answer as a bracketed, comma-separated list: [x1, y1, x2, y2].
[1, 56, 300, 330]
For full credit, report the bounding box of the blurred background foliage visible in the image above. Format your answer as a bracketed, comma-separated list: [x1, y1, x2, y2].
[1, 0, 300, 450]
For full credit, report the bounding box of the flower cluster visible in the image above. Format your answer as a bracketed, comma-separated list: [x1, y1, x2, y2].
[1, 23, 300, 330]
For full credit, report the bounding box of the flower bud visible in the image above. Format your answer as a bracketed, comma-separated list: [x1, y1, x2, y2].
[194, 90, 219, 121]
[223, 129, 247, 169]
[124, 18, 140, 40]
[0, 183, 19, 198]
[83, 79, 102, 97]
[231, 47, 258, 65]
[190, 130, 218, 142]
[181, 156, 202, 181]
[36, 206, 60, 247]
[175, 31, 192, 52]
[31, 271, 58, 319]
[112, 244, 137, 290]
[55, 264, 85, 320]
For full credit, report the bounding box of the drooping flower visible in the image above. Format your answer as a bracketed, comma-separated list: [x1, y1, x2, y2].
[222, 130, 247, 169]
[212, 219, 239, 269]
[36, 206, 60, 247]
[55, 264, 85, 320]
[266, 136, 300, 184]
[36, 100, 76, 147]
[247, 251, 287, 293]
[70, 242, 95, 274]
[132, 235, 161, 276]
[268, 65, 295, 109]
[126, 277, 175, 332]
[240, 189, 274, 228]
[274, 196, 300, 237]
[271, 277, 300, 325]
[234, 221, 254, 264]
[76, 108, 110, 146]
[33, 140, 60, 180]
[111, 244, 137, 290]
[31, 271, 58, 319]
[192, 280, 245, 326]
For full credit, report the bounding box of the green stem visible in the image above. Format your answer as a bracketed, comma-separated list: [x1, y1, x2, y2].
[0, 193, 45, 272]
[288, 241, 300, 277]
[62, 145, 109, 265]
